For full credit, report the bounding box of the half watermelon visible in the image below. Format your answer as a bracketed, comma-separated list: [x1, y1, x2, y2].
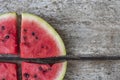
[0, 13, 18, 54]
[20, 13, 67, 80]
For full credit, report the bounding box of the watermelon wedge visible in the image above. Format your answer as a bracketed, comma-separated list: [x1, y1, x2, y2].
[0, 13, 18, 54]
[22, 62, 66, 80]
[0, 63, 17, 80]
[20, 13, 67, 80]
[20, 13, 66, 58]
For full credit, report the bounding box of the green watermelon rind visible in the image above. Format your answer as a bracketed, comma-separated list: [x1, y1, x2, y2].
[22, 13, 67, 80]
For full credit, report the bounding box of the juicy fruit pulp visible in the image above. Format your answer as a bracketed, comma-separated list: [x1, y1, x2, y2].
[0, 63, 17, 80]
[20, 21, 60, 58]
[0, 13, 66, 80]
[20, 13, 66, 58]
[22, 62, 66, 80]
[0, 13, 18, 54]
[21, 13, 67, 80]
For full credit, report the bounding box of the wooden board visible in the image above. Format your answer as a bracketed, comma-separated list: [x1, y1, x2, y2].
[0, 0, 120, 80]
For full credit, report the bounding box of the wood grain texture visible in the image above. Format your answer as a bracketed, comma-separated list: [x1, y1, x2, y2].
[0, 0, 120, 80]
[65, 60, 120, 80]
[0, 0, 120, 56]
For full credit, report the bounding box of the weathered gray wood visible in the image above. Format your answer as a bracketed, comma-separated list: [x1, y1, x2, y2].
[0, 0, 120, 80]
[0, 0, 120, 56]
[65, 61, 120, 80]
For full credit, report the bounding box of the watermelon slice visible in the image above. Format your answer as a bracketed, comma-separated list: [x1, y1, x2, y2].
[0, 13, 18, 54]
[20, 13, 67, 80]
[0, 63, 17, 80]
[22, 62, 66, 80]
[20, 13, 66, 58]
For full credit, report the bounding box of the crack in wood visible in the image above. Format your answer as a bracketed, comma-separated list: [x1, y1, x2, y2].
[0, 55, 120, 64]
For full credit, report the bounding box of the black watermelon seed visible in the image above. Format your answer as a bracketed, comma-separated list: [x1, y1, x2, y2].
[34, 74, 37, 78]
[23, 73, 30, 78]
[1, 26, 5, 30]
[32, 32, 35, 36]
[2, 78, 5, 80]
[41, 46, 48, 49]
[39, 66, 43, 71]
[43, 70, 47, 73]
[49, 63, 54, 67]
[5, 35, 9, 39]
[35, 37, 38, 40]
[24, 42, 30, 47]
[23, 36, 27, 40]
[24, 29, 27, 32]
[41, 46, 44, 48]
[2, 40, 4, 42]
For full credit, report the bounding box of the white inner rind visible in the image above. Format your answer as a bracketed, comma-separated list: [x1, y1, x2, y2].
[22, 13, 67, 80]
[54, 62, 67, 80]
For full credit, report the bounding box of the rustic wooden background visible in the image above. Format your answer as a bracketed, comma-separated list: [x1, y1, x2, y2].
[0, 0, 120, 80]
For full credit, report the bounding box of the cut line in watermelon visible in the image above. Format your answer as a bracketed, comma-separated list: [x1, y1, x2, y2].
[20, 13, 67, 80]
[0, 12, 67, 80]
[0, 13, 18, 54]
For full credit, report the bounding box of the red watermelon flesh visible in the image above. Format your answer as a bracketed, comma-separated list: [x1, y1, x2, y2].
[20, 13, 66, 58]
[21, 13, 67, 80]
[22, 62, 66, 80]
[0, 13, 18, 54]
[0, 63, 17, 80]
